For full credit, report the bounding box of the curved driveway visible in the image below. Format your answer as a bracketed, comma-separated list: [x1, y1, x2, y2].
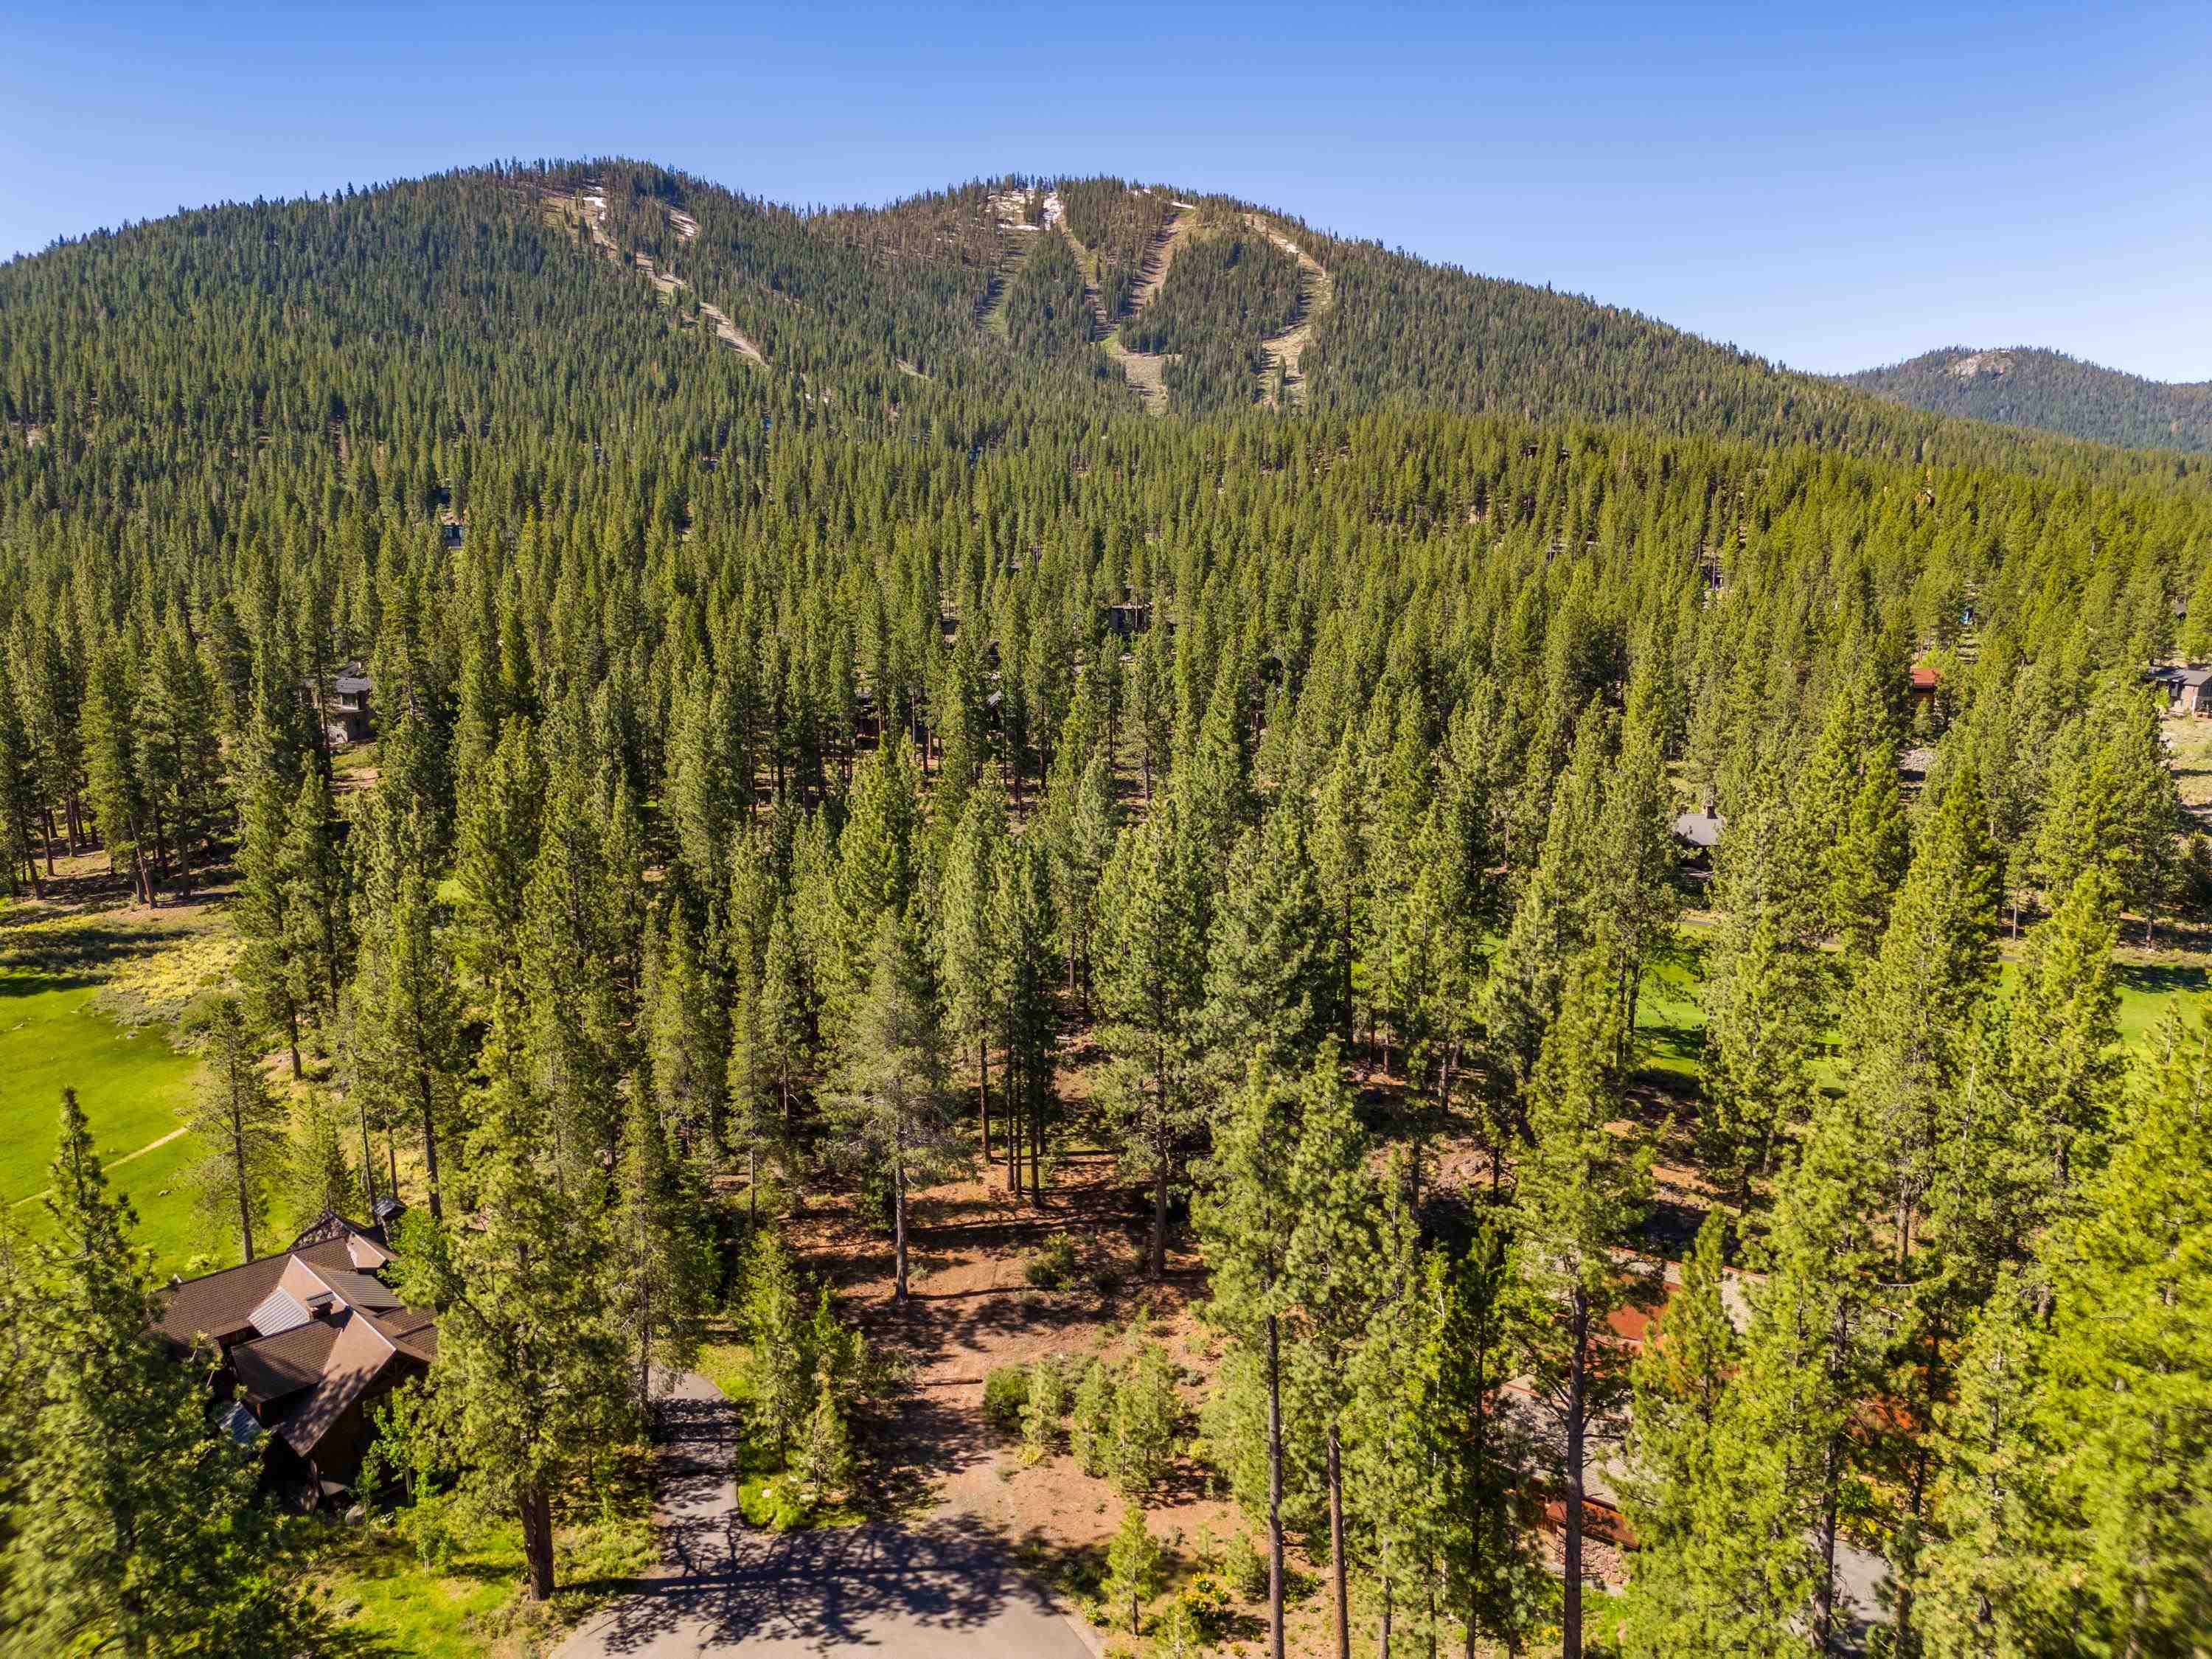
[558, 1371, 1094, 1658]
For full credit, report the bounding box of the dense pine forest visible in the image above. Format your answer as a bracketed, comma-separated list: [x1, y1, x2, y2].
[1852, 347, 2212, 457]
[1, 159, 2210, 1658]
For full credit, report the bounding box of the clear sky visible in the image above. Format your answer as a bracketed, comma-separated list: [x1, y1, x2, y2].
[5, 1, 2208, 380]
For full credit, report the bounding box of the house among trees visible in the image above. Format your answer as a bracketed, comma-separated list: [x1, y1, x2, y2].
[2148, 663, 2212, 717]
[1907, 658, 1942, 715]
[324, 665, 374, 746]
[155, 1211, 434, 1505]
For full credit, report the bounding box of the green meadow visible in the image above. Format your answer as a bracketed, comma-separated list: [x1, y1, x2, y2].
[1632, 931, 2212, 1090]
[1, 900, 217, 1279]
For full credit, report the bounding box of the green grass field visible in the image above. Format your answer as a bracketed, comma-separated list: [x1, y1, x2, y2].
[1, 971, 192, 1193]
[1631, 937, 2212, 1090]
[0, 879, 232, 1279]
[0, 964, 215, 1274]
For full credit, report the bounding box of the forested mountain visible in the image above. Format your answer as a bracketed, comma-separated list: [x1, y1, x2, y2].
[1850, 345, 2212, 456]
[3, 157, 2211, 1658]
[6, 159, 2207, 479]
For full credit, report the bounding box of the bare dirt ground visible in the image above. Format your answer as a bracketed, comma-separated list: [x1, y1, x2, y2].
[1247, 214, 1333, 409]
[1068, 205, 1194, 416]
[549, 189, 768, 365]
[763, 1037, 1591, 1655]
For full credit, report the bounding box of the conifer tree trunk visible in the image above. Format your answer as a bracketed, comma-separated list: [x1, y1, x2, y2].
[1814, 1430, 1842, 1650]
[977, 1039, 990, 1166]
[1150, 1046, 1169, 1280]
[231, 1097, 256, 1264]
[893, 1130, 910, 1302]
[1563, 1289, 1588, 1659]
[419, 1072, 442, 1222]
[358, 1094, 378, 1209]
[1029, 1079, 1043, 1197]
[520, 1484, 556, 1601]
[1328, 1422, 1351, 1659]
[1265, 1311, 1287, 1659]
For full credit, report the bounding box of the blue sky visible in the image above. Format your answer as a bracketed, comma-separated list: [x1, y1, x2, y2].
[5, 1, 2208, 378]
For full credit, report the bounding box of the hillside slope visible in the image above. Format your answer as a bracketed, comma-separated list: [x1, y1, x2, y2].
[0, 159, 2205, 487]
[1848, 346, 2212, 456]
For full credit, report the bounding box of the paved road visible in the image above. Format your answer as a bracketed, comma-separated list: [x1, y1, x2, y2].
[558, 1372, 1094, 1658]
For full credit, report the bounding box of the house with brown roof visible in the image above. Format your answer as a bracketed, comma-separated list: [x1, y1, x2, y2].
[156, 1210, 434, 1505]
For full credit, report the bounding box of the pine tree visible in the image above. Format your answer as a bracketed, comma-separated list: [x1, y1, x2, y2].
[233, 768, 306, 1077]
[1428, 1228, 1549, 1657]
[728, 899, 810, 1218]
[394, 1049, 631, 1602]
[1280, 1045, 1382, 1659]
[938, 785, 1005, 1169]
[792, 1368, 855, 1514]
[1071, 1355, 1116, 1478]
[1613, 1211, 1804, 1656]
[735, 1229, 812, 1457]
[279, 770, 351, 1038]
[1917, 1269, 2058, 1658]
[453, 715, 546, 995]
[1345, 1178, 1450, 1659]
[1096, 801, 1207, 1281]
[2000, 865, 2123, 1242]
[1846, 762, 2000, 1268]
[641, 899, 728, 1158]
[1102, 1500, 1164, 1637]
[1700, 791, 1823, 1205]
[0, 1091, 303, 1652]
[823, 736, 922, 1023]
[1197, 1054, 1332, 1659]
[823, 911, 956, 1301]
[179, 992, 289, 1265]
[1200, 802, 1336, 1107]
[2031, 1004, 2212, 1655]
[612, 1083, 714, 1414]
[1510, 932, 1655, 1659]
[1736, 1091, 1887, 1652]
[992, 833, 1060, 1198]
[1107, 1342, 1183, 1497]
[347, 864, 464, 1220]
[80, 640, 157, 905]
[287, 1085, 364, 1222]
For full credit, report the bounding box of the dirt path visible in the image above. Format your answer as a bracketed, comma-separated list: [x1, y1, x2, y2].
[1085, 203, 1194, 414]
[558, 189, 767, 366]
[1065, 204, 1197, 413]
[1248, 213, 1333, 408]
[976, 226, 1040, 335]
[10, 1124, 188, 1211]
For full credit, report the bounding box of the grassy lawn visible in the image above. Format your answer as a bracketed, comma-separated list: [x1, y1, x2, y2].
[299, 1498, 654, 1659]
[698, 1336, 866, 1530]
[1, 885, 240, 1279]
[309, 1519, 526, 1659]
[0, 969, 199, 1199]
[1632, 935, 2212, 1097]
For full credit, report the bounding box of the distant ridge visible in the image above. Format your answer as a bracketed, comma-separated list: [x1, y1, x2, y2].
[1847, 346, 2212, 456]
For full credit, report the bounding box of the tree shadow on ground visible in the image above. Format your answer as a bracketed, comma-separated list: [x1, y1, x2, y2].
[2116, 959, 2211, 998]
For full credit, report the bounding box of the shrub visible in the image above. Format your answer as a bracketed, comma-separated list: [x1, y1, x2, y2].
[1178, 1571, 1234, 1637]
[394, 1492, 458, 1570]
[1070, 1356, 1116, 1477]
[1021, 1357, 1068, 1464]
[1024, 1233, 1078, 1289]
[1107, 1342, 1181, 1495]
[983, 1364, 1032, 1433]
[1221, 1529, 1268, 1601]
